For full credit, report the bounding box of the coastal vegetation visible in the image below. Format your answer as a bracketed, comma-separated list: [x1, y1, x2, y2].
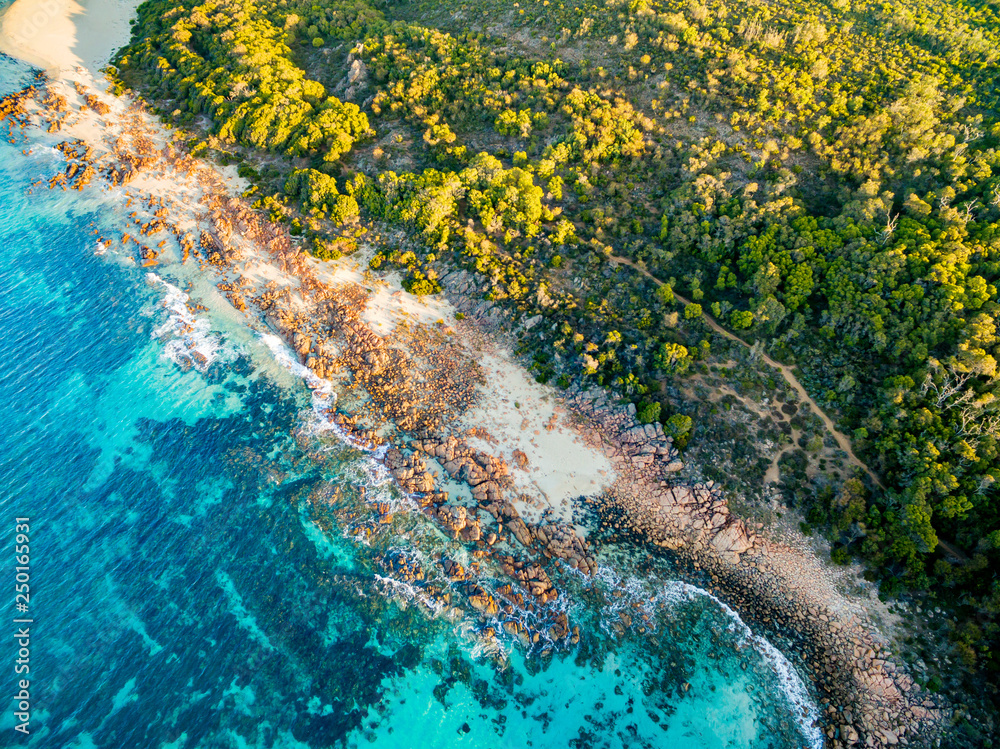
[113, 0, 1000, 731]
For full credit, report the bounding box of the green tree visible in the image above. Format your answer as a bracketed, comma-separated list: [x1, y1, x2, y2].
[654, 342, 690, 375]
[664, 414, 693, 448]
[730, 310, 753, 329]
[637, 401, 661, 424]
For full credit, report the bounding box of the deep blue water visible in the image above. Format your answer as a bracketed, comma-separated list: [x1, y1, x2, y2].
[0, 54, 822, 749]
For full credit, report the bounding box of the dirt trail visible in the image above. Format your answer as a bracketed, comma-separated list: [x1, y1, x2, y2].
[764, 443, 796, 484]
[609, 255, 884, 489]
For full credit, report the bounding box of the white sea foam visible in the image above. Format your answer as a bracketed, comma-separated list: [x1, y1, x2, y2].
[464, 621, 505, 661]
[147, 272, 222, 372]
[359, 458, 394, 487]
[255, 331, 428, 519]
[259, 332, 335, 403]
[373, 574, 448, 617]
[27, 144, 64, 164]
[257, 331, 386, 458]
[588, 565, 824, 749]
[373, 573, 511, 662]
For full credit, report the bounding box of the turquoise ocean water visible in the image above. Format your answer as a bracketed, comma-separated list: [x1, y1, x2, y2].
[0, 53, 822, 748]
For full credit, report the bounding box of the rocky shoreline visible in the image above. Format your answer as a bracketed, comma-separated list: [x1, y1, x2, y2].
[1, 73, 948, 748]
[439, 273, 947, 748]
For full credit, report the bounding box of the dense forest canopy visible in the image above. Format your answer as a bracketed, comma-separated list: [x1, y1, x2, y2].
[115, 0, 1000, 727]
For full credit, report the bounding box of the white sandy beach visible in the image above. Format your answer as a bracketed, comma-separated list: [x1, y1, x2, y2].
[0, 0, 141, 75]
[461, 351, 615, 525]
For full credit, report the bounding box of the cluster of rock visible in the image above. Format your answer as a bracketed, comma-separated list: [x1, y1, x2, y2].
[382, 548, 424, 582]
[563, 387, 756, 564]
[83, 93, 111, 116]
[0, 81, 37, 140]
[256, 270, 483, 437]
[361, 439, 580, 649]
[436, 268, 510, 331]
[54, 138, 97, 190]
[412, 435, 507, 503]
[316, 411, 595, 650]
[408, 434, 599, 574]
[40, 89, 70, 133]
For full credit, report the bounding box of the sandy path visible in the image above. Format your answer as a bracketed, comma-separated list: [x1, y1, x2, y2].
[608, 254, 884, 489]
